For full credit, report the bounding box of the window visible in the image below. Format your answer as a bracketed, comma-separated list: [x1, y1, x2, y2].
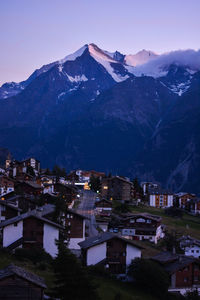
[184, 277, 189, 282]
[196, 250, 199, 253]
[194, 276, 200, 282]
[68, 222, 71, 226]
[14, 222, 18, 227]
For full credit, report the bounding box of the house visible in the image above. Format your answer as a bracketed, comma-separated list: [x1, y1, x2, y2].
[175, 192, 196, 209]
[0, 264, 46, 300]
[41, 204, 86, 250]
[15, 181, 43, 196]
[0, 200, 21, 222]
[95, 199, 112, 214]
[0, 208, 63, 257]
[0, 176, 14, 196]
[152, 251, 200, 295]
[101, 176, 133, 203]
[149, 189, 173, 208]
[109, 213, 164, 244]
[141, 182, 160, 196]
[79, 232, 143, 274]
[187, 198, 200, 214]
[54, 183, 77, 207]
[179, 236, 200, 258]
[65, 209, 86, 250]
[43, 183, 54, 194]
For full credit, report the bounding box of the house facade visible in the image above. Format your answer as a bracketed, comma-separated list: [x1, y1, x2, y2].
[101, 176, 132, 203]
[149, 189, 173, 208]
[152, 252, 200, 295]
[180, 236, 200, 258]
[79, 232, 142, 274]
[0, 264, 46, 300]
[66, 210, 86, 250]
[109, 213, 164, 244]
[0, 210, 62, 257]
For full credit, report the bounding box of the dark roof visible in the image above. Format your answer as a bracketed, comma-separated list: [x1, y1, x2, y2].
[0, 206, 63, 229]
[152, 251, 199, 274]
[0, 200, 22, 211]
[0, 264, 46, 288]
[78, 232, 144, 250]
[120, 212, 161, 222]
[148, 188, 173, 195]
[179, 236, 200, 247]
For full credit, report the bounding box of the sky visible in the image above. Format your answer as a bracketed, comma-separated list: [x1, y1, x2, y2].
[0, 0, 200, 85]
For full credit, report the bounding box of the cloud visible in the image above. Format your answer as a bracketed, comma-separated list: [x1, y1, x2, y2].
[130, 49, 200, 78]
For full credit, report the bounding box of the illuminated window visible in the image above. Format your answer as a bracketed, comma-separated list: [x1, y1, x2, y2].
[103, 186, 108, 190]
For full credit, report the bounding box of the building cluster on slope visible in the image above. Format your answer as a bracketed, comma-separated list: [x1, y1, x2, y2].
[0, 156, 200, 297]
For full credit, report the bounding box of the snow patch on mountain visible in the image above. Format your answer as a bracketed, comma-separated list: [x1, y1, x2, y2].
[66, 74, 88, 83]
[88, 44, 129, 82]
[59, 44, 88, 64]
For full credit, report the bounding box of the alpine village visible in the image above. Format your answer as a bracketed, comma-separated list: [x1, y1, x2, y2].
[0, 154, 199, 300]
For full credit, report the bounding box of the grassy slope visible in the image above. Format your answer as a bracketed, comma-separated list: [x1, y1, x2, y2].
[0, 251, 158, 300]
[131, 205, 200, 239]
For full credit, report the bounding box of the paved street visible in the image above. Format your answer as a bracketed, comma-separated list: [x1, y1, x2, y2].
[76, 190, 98, 237]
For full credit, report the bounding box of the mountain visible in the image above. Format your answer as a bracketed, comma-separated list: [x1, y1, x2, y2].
[0, 44, 199, 193]
[124, 49, 158, 66]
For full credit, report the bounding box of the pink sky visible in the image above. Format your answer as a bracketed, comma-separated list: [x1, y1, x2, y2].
[0, 0, 200, 85]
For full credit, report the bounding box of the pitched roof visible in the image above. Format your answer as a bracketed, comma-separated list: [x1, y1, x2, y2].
[0, 206, 63, 229]
[0, 264, 46, 288]
[78, 232, 144, 250]
[0, 200, 22, 211]
[152, 251, 199, 274]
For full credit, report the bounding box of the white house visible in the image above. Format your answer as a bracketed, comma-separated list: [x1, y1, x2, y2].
[180, 236, 200, 259]
[79, 232, 143, 274]
[0, 209, 63, 257]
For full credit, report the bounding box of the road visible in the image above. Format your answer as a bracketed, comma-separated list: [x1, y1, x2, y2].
[76, 190, 98, 237]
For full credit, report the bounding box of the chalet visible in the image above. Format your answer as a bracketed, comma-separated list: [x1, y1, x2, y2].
[66, 209, 86, 250]
[152, 252, 200, 295]
[149, 189, 173, 208]
[0, 200, 21, 222]
[40, 204, 86, 250]
[0, 209, 63, 257]
[187, 198, 200, 215]
[43, 183, 54, 194]
[54, 183, 77, 206]
[22, 158, 40, 173]
[2, 192, 38, 212]
[79, 232, 143, 274]
[101, 176, 133, 203]
[179, 236, 200, 258]
[0, 264, 46, 300]
[141, 182, 160, 196]
[15, 181, 43, 196]
[109, 213, 164, 244]
[0, 176, 14, 196]
[95, 199, 112, 214]
[175, 192, 196, 209]
[74, 169, 105, 183]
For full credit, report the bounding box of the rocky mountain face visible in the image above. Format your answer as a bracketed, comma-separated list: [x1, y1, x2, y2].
[0, 44, 199, 193]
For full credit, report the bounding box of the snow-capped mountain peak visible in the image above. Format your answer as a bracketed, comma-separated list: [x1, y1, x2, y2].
[59, 44, 88, 64]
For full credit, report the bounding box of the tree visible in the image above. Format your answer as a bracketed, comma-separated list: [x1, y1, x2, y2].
[185, 289, 200, 300]
[161, 230, 183, 254]
[52, 243, 99, 300]
[89, 175, 101, 193]
[27, 165, 35, 176]
[132, 177, 143, 199]
[52, 165, 67, 179]
[128, 258, 170, 298]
